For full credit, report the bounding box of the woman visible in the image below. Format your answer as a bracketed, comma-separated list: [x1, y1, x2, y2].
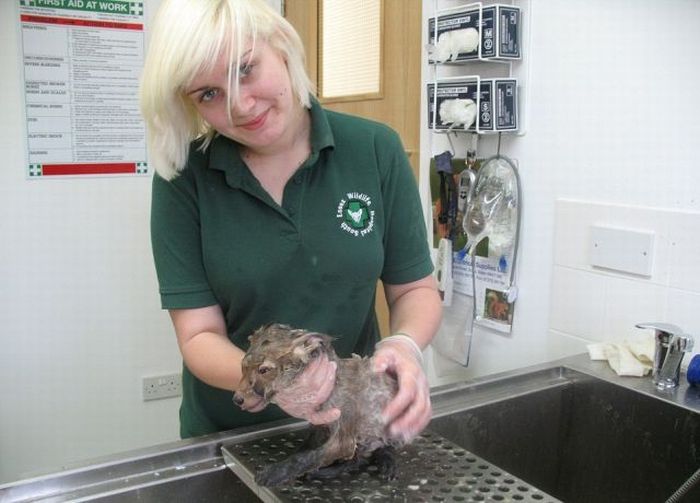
[140, 0, 441, 442]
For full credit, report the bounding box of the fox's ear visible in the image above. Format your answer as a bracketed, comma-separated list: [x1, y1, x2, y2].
[291, 332, 332, 358]
[249, 324, 267, 342]
[317, 333, 334, 347]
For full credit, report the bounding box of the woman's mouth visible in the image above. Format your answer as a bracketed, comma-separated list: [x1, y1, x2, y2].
[239, 110, 269, 131]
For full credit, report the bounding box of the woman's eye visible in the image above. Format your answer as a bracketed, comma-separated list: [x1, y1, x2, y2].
[239, 63, 254, 79]
[199, 88, 219, 103]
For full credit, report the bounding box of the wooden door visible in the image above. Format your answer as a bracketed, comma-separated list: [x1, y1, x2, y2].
[285, 0, 423, 336]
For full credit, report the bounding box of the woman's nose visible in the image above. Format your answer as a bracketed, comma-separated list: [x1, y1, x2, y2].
[232, 88, 255, 116]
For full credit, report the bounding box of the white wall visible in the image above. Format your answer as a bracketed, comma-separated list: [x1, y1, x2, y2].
[0, 0, 181, 484]
[422, 0, 700, 383]
[550, 199, 700, 357]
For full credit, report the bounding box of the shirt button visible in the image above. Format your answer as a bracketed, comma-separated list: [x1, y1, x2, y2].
[293, 174, 303, 184]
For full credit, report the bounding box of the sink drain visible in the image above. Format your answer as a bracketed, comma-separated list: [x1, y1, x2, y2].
[223, 429, 560, 502]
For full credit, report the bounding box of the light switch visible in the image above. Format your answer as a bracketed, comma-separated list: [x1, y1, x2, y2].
[589, 225, 655, 277]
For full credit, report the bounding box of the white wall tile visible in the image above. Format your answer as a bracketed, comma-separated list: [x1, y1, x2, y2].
[602, 275, 667, 341]
[553, 199, 606, 269]
[667, 211, 700, 292]
[546, 329, 593, 360]
[549, 265, 606, 340]
[665, 288, 700, 361]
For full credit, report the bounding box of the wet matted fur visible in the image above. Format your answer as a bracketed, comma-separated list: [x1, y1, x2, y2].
[233, 323, 402, 486]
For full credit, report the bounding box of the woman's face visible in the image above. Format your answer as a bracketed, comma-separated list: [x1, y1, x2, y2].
[185, 40, 298, 152]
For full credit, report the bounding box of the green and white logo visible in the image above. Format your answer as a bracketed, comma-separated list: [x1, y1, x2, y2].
[336, 192, 375, 237]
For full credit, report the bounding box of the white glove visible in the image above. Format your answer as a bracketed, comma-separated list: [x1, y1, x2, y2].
[373, 333, 431, 442]
[272, 353, 341, 425]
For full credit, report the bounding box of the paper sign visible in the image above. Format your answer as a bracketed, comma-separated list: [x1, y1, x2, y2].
[18, 0, 147, 177]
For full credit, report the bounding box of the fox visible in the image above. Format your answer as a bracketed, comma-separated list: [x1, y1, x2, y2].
[233, 323, 403, 486]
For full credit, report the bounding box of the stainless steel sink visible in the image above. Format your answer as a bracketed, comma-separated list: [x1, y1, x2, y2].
[2, 354, 699, 502]
[428, 358, 700, 503]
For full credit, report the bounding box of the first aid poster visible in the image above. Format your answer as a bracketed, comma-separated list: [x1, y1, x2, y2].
[18, 0, 147, 177]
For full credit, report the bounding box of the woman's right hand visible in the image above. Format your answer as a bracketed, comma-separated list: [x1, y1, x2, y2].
[272, 353, 341, 425]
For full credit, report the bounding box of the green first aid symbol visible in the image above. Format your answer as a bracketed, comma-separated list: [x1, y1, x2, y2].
[344, 201, 369, 229]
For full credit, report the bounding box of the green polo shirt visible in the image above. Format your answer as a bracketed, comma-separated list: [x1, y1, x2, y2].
[151, 98, 433, 437]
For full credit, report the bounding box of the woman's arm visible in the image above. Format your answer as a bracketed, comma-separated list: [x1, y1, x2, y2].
[384, 274, 442, 350]
[170, 305, 244, 391]
[374, 274, 442, 441]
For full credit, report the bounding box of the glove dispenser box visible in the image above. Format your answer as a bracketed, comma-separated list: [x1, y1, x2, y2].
[427, 78, 518, 132]
[428, 4, 521, 63]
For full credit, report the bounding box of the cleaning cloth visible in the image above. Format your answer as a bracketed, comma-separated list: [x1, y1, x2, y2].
[586, 335, 655, 377]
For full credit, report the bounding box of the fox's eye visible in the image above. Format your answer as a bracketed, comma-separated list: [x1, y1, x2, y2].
[258, 365, 271, 375]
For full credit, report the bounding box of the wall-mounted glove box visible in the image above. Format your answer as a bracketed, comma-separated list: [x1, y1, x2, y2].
[427, 78, 518, 133]
[428, 4, 521, 63]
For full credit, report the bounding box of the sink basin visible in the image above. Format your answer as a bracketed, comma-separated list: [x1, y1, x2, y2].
[3, 355, 698, 502]
[428, 362, 700, 503]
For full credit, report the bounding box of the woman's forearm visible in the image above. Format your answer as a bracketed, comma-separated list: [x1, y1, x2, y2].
[384, 275, 442, 349]
[169, 306, 246, 391]
[178, 331, 246, 391]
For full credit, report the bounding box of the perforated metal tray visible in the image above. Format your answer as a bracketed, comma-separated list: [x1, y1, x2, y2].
[222, 428, 560, 502]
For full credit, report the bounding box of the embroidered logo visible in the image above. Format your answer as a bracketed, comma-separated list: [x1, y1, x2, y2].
[336, 192, 375, 237]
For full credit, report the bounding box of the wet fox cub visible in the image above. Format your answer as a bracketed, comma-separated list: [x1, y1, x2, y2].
[233, 323, 402, 486]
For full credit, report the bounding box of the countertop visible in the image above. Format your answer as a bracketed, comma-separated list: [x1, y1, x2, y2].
[2, 353, 698, 502]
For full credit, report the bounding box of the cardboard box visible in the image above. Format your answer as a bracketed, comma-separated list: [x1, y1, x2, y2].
[428, 4, 521, 62]
[427, 78, 518, 132]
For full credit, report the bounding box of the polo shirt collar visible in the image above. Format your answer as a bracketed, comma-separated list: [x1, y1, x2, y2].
[308, 96, 335, 152]
[207, 95, 335, 190]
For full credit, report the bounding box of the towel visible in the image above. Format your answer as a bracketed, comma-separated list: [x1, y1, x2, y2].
[587, 335, 655, 377]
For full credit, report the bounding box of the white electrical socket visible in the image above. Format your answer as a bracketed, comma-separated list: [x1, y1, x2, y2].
[142, 373, 182, 401]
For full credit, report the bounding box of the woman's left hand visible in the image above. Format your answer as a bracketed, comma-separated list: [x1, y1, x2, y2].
[372, 336, 431, 442]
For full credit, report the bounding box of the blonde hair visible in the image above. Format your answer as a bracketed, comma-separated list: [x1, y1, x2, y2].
[140, 0, 314, 180]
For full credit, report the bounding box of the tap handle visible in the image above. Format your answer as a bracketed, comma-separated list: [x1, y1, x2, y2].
[636, 322, 694, 351]
[635, 322, 685, 337]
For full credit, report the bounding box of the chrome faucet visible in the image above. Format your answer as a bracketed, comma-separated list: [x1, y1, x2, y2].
[636, 322, 694, 390]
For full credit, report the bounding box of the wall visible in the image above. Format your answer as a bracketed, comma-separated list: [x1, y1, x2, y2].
[0, 0, 181, 484]
[421, 0, 700, 384]
[550, 199, 700, 356]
